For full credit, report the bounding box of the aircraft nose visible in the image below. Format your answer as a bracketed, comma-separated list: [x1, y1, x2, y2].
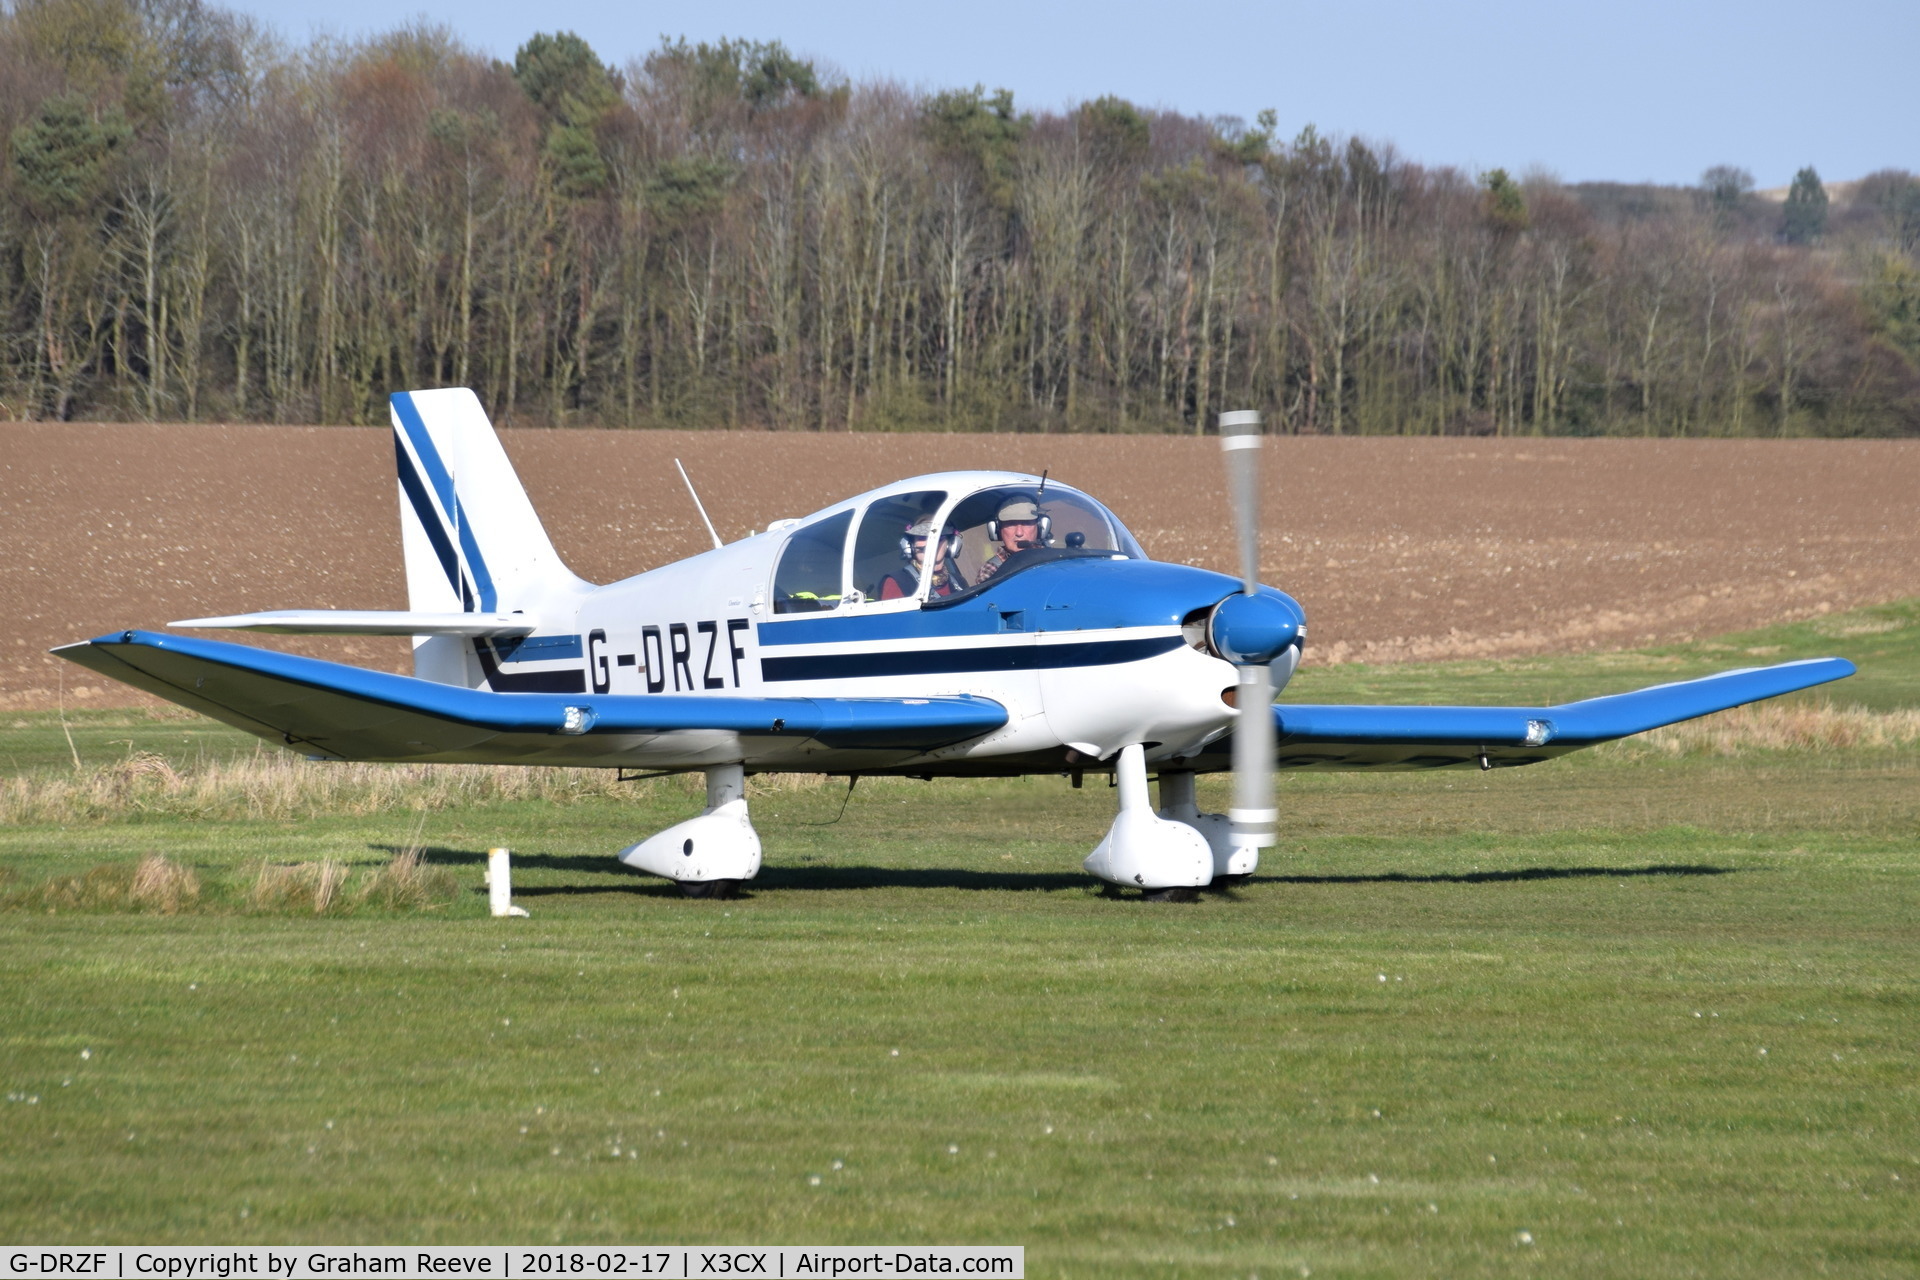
[1207, 590, 1304, 666]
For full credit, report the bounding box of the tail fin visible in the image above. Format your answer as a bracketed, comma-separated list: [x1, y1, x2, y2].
[389, 389, 591, 685]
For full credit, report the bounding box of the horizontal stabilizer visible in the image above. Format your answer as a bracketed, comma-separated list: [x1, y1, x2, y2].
[55, 630, 1007, 767]
[172, 610, 539, 637]
[1191, 657, 1856, 771]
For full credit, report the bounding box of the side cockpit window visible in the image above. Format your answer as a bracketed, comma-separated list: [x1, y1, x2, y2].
[851, 490, 948, 603]
[772, 510, 852, 614]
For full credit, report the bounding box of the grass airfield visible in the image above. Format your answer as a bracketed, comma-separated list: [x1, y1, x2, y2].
[1, 604, 1917, 1275]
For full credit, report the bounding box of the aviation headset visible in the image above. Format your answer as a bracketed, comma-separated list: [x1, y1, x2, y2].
[986, 497, 1052, 546]
[900, 519, 963, 565]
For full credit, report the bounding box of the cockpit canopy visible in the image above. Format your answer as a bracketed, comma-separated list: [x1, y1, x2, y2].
[771, 479, 1147, 614]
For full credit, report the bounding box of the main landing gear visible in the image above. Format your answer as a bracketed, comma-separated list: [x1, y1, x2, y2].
[617, 763, 762, 898]
[1082, 748, 1266, 900]
[1156, 768, 1261, 887]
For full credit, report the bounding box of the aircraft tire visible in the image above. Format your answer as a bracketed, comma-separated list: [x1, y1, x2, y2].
[677, 879, 740, 900]
[1140, 887, 1200, 903]
[1204, 874, 1252, 890]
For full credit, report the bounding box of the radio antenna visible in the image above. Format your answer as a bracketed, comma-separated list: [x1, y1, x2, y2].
[675, 459, 723, 550]
[1037, 469, 1048, 497]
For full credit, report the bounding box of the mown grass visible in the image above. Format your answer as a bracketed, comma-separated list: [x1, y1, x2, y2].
[1, 606, 1916, 1275]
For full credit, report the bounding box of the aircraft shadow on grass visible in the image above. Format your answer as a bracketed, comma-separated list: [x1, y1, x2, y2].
[375, 843, 1091, 897]
[374, 843, 616, 876]
[1268, 863, 1733, 886]
[745, 862, 1736, 894]
[373, 844, 1731, 898]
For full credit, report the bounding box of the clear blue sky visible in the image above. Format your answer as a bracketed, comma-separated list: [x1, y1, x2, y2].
[223, 0, 1916, 189]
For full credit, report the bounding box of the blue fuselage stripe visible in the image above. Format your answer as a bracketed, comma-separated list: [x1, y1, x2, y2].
[762, 636, 1182, 682]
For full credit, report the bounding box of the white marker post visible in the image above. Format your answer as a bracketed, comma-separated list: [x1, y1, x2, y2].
[487, 847, 529, 918]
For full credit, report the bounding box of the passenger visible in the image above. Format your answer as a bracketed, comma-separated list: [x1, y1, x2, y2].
[976, 496, 1048, 581]
[879, 519, 962, 599]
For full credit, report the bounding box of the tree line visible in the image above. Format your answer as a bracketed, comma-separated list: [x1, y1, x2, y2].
[4, 0, 1918, 434]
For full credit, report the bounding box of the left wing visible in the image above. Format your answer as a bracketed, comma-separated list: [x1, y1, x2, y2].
[1190, 657, 1856, 771]
[54, 630, 1007, 769]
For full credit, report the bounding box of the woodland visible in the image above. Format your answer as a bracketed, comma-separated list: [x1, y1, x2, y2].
[3, 0, 1919, 434]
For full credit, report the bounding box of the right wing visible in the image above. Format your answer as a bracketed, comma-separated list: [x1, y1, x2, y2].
[1188, 658, 1857, 771]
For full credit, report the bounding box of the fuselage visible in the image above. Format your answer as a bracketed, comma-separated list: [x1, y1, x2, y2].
[477, 471, 1304, 775]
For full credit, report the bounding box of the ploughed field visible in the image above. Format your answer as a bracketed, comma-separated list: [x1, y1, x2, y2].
[4, 424, 1920, 709]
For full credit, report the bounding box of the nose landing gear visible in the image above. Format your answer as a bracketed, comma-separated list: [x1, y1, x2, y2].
[1156, 769, 1259, 886]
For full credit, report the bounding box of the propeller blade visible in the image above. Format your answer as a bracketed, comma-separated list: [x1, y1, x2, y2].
[1230, 660, 1277, 856]
[1218, 408, 1276, 861]
[1218, 409, 1262, 595]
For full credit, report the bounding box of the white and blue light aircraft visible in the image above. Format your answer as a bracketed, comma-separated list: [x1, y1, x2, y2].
[57, 390, 1855, 899]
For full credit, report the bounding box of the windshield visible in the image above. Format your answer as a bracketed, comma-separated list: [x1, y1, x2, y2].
[930, 483, 1146, 602]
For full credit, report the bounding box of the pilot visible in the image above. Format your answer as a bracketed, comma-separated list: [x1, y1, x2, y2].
[977, 496, 1048, 580]
[880, 518, 963, 599]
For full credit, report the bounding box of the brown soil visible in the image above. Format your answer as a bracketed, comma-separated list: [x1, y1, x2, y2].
[5, 424, 1918, 710]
